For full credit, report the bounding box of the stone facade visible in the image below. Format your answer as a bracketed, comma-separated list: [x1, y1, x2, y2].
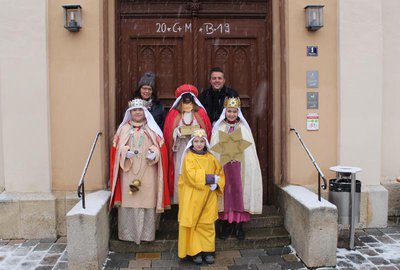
[67, 191, 110, 270]
[0, 193, 56, 239]
[277, 185, 338, 268]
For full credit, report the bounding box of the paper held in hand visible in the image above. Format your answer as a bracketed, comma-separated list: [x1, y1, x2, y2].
[180, 125, 200, 136]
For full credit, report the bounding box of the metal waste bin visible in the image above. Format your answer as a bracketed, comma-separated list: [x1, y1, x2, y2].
[329, 177, 361, 224]
[329, 166, 362, 249]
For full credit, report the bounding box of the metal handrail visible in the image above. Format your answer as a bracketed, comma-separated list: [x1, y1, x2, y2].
[77, 132, 102, 209]
[290, 128, 327, 201]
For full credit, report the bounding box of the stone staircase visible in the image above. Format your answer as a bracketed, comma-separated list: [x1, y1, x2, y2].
[109, 205, 290, 253]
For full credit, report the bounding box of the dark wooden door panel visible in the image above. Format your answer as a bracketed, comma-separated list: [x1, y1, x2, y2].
[197, 18, 268, 183]
[117, 0, 273, 204]
[119, 18, 193, 117]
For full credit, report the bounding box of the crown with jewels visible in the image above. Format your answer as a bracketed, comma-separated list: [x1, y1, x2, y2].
[223, 96, 241, 108]
[128, 98, 149, 108]
[192, 128, 207, 138]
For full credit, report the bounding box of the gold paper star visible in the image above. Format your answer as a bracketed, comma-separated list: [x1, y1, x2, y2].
[211, 127, 252, 165]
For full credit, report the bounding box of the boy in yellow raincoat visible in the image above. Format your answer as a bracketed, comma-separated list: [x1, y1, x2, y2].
[178, 129, 225, 264]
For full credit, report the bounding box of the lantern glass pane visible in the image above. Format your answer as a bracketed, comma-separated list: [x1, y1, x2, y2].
[318, 8, 324, 26]
[63, 5, 81, 31]
[68, 10, 79, 27]
[305, 6, 324, 30]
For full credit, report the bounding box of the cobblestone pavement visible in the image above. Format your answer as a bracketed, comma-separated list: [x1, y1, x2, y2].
[104, 223, 400, 270]
[2, 224, 400, 270]
[0, 237, 67, 270]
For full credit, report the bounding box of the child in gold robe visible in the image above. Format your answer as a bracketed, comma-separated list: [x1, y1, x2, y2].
[178, 129, 225, 264]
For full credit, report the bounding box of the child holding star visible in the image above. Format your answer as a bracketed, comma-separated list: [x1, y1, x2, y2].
[210, 96, 263, 240]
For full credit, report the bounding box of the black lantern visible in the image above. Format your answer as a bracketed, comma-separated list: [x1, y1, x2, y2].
[62, 5, 82, 32]
[304, 5, 324, 31]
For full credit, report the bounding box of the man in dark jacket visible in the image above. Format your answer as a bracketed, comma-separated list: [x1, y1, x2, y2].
[199, 67, 239, 124]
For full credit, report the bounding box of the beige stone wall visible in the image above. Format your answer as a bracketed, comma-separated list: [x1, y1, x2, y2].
[0, 0, 52, 192]
[0, 192, 57, 239]
[337, 0, 389, 226]
[381, 0, 400, 217]
[338, 0, 383, 186]
[382, 0, 400, 183]
[49, 0, 110, 191]
[107, 1, 117, 140]
[0, 94, 4, 192]
[286, 0, 338, 185]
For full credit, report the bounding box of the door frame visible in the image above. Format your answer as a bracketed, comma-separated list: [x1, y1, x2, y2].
[114, 0, 275, 204]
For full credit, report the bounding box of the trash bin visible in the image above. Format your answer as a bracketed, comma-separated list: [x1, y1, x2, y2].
[329, 174, 361, 225]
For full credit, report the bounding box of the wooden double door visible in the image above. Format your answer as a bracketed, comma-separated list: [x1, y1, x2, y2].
[116, 0, 273, 204]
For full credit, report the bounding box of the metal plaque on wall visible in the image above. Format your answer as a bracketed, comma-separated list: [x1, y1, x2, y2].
[307, 46, 318, 56]
[307, 92, 319, 109]
[306, 70, 319, 88]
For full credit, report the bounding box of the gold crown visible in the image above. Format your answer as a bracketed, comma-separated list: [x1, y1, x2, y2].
[192, 128, 207, 138]
[128, 99, 148, 108]
[223, 97, 241, 108]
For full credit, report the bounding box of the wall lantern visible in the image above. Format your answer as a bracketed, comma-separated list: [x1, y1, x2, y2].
[304, 5, 324, 31]
[62, 5, 82, 32]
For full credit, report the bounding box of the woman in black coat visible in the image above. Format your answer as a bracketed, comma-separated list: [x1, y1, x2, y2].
[133, 72, 165, 129]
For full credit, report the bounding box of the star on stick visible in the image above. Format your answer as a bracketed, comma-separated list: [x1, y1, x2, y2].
[211, 127, 252, 166]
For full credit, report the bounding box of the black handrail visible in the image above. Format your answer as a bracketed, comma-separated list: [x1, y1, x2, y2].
[290, 128, 327, 201]
[77, 132, 102, 209]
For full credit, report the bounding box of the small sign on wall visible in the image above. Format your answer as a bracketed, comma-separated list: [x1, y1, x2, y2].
[306, 71, 319, 88]
[307, 92, 319, 109]
[307, 46, 318, 56]
[306, 113, 319, 130]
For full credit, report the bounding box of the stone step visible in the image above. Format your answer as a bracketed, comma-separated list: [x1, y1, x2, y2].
[162, 205, 281, 220]
[158, 215, 283, 232]
[159, 205, 284, 231]
[110, 227, 291, 253]
[244, 215, 284, 229]
[109, 205, 290, 253]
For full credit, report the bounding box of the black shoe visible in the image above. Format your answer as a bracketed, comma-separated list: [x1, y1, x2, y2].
[216, 220, 226, 240]
[221, 221, 233, 239]
[229, 222, 237, 237]
[217, 220, 232, 240]
[235, 222, 245, 240]
[192, 253, 203, 265]
[203, 253, 215, 264]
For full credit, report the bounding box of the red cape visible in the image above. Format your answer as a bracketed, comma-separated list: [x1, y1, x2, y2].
[163, 108, 212, 195]
[109, 145, 121, 209]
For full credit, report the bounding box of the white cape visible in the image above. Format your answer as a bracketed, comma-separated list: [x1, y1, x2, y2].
[210, 121, 263, 214]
